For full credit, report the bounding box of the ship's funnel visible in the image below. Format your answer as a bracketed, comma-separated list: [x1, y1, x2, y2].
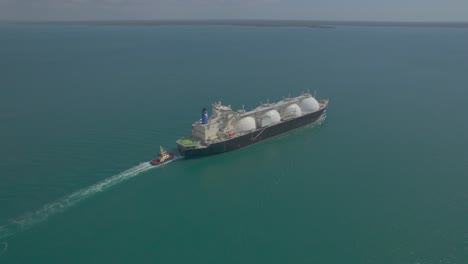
[201, 107, 209, 125]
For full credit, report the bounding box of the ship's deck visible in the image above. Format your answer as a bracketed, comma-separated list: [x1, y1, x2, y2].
[240, 94, 308, 117]
[176, 138, 200, 147]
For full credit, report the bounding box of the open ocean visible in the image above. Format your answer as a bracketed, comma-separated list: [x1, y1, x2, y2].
[0, 24, 467, 263]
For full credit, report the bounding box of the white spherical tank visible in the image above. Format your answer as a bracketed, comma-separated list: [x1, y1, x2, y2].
[261, 110, 281, 127]
[283, 104, 302, 117]
[234, 116, 256, 133]
[299, 97, 320, 113]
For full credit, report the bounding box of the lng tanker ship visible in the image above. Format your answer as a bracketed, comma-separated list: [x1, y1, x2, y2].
[176, 92, 328, 158]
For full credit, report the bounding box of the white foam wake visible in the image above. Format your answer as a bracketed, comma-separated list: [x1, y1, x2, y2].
[0, 241, 7, 256]
[0, 157, 182, 240]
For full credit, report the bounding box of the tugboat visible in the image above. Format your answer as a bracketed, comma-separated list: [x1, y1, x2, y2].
[150, 146, 175, 165]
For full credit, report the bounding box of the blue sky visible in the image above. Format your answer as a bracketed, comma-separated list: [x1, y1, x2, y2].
[0, 0, 467, 21]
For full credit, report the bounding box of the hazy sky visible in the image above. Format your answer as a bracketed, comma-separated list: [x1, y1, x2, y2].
[0, 0, 467, 22]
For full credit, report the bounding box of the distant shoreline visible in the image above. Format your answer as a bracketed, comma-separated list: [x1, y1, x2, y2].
[2, 20, 468, 28]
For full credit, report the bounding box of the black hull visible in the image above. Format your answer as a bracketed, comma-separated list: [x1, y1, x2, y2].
[178, 107, 327, 158]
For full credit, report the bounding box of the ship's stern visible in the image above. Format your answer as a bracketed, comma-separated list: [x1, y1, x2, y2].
[176, 138, 202, 157]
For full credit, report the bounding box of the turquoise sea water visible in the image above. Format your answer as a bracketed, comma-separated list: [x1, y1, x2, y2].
[0, 24, 467, 263]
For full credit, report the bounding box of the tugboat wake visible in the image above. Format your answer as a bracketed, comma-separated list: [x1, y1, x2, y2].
[0, 157, 182, 241]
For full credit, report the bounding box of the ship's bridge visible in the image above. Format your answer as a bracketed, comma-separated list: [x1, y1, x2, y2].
[191, 102, 237, 142]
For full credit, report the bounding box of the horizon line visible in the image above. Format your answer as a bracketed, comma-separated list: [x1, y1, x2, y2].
[1, 19, 468, 28]
[1, 18, 468, 23]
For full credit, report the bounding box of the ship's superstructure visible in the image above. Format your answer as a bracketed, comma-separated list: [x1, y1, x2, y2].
[177, 92, 328, 158]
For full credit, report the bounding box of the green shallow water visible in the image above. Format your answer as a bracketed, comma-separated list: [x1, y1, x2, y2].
[0, 24, 467, 263]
